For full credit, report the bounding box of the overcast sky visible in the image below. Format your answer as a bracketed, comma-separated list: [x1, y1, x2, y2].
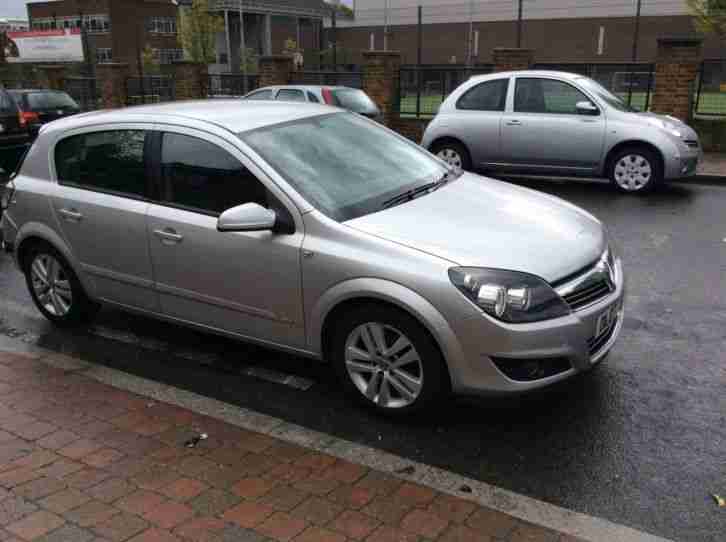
[2, 0, 31, 19]
[1, 0, 353, 20]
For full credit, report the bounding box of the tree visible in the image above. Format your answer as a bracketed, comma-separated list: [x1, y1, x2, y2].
[141, 45, 160, 74]
[177, 0, 224, 64]
[687, 0, 726, 37]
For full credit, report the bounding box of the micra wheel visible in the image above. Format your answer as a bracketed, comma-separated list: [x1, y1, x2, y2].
[431, 140, 472, 172]
[24, 243, 99, 326]
[609, 147, 662, 194]
[331, 304, 450, 415]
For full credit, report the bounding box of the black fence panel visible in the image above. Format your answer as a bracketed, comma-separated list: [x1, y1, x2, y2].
[63, 77, 99, 111]
[533, 62, 654, 111]
[125, 76, 174, 105]
[399, 64, 494, 118]
[289, 70, 363, 89]
[695, 59, 726, 116]
[207, 73, 260, 97]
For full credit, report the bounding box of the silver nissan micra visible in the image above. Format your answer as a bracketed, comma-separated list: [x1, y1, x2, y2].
[1, 100, 624, 414]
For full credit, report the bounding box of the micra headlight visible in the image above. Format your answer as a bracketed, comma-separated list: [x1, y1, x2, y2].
[449, 267, 571, 323]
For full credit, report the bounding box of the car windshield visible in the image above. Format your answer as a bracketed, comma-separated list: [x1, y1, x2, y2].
[331, 89, 380, 115]
[241, 112, 449, 221]
[576, 77, 636, 112]
[27, 92, 78, 110]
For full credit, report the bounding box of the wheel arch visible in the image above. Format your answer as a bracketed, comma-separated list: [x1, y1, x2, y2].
[311, 278, 464, 386]
[603, 140, 665, 178]
[14, 222, 96, 298]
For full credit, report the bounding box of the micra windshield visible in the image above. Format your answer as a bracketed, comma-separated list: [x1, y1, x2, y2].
[240, 112, 455, 221]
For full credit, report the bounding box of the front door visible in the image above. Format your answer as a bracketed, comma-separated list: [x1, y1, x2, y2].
[51, 127, 157, 311]
[145, 129, 306, 348]
[500, 77, 605, 172]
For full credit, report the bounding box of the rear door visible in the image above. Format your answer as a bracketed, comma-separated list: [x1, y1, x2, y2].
[51, 127, 158, 311]
[447, 78, 509, 167]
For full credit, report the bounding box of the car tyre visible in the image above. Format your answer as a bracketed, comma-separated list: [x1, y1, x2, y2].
[24, 242, 99, 327]
[608, 147, 662, 194]
[431, 140, 472, 172]
[331, 303, 450, 415]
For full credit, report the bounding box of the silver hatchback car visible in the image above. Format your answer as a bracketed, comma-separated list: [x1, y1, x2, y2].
[422, 70, 701, 194]
[1, 100, 624, 414]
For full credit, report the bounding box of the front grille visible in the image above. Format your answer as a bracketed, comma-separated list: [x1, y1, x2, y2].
[587, 316, 618, 356]
[562, 280, 611, 311]
[684, 139, 699, 148]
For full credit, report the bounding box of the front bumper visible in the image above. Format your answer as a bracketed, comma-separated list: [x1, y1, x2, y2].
[665, 147, 700, 179]
[448, 258, 625, 396]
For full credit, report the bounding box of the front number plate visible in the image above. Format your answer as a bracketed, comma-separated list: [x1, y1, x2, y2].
[595, 305, 616, 337]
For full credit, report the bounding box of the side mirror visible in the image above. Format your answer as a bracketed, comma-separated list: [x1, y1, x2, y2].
[576, 101, 599, 116]
[217, 203, 276, 232]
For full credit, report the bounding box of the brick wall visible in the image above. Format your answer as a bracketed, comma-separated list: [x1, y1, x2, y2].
[362, 51, 401, 128]
[258, 55, 293, 87]
[650, 38, 702, 122]
[493, 48, 534, 72]
[392, 118, 429, 142]
[95, 62, 129, 108]
[169, 62, 208, 101]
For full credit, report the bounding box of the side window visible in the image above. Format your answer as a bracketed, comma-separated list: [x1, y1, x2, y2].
[306, 91, 320, 103]
[160, 133, 268, 215]
[245, 89, 273, 100]
[514, 78, 591, 114]
[456, 79, 509, 111]
[276, 89, 306, 102]
[55, 130, 147, 198]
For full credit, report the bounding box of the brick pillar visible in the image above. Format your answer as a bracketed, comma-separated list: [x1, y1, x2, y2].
[650, 38, 703, 122]
[38, 65, 67, 90]
[492, 48, 534, 72]
[258, 55, 293, 87]
[170, 61, 208, 101]
[95, 62, 130, 108]
[362, 50, 401, 128]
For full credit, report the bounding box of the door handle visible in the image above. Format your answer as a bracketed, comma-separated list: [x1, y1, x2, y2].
[153, 228, 184, 245]
[58, 208, 83, 222]
[506, 120, 522, 126]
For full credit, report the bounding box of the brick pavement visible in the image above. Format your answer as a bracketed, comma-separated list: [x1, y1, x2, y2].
[0, 349, 583, 542]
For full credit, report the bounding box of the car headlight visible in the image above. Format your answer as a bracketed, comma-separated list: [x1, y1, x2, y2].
[449, 267, 571, 323]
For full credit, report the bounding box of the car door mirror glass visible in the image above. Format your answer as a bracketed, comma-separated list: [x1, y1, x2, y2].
[217, 203, 276, 232]
[576, 101, 599, 115]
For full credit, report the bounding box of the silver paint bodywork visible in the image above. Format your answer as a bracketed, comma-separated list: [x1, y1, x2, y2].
[2, 100, 625, 396]
[421, 70, 701, 180]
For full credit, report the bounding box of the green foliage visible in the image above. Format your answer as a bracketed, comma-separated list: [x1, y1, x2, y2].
[686, 0, 726, 37]
[141, 45, 160, 74]
[240, 47, 258, 73]
[177, 0, 224, 64]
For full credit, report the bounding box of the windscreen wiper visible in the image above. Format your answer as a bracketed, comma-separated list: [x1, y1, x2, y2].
[380, 180, 442, 210]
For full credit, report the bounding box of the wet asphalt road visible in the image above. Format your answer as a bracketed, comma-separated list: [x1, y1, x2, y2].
[1, 177, 725, 541]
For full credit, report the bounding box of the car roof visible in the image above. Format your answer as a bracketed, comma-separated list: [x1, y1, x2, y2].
[7, 89, 66, 94]
[40, 99, 340, 135]
[471, 70, 585, 82]
[255, 85, 353, 92]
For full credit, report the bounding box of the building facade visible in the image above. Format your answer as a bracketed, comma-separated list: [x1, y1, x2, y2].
[26, 0, 329, 73]
[329, 0, 723, 64]
[0, 18, 30, 32]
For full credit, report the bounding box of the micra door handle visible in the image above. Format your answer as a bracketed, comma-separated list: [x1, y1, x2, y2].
[58, 208, 83, 222]
[153, 228, 184, 245]
[506, 120, 522, 126]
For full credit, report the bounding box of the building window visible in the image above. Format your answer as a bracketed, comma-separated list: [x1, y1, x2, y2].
[31, 14, 110, 33]
[96, 48, 112, 63]
[153, 48, 184, 64]
[147, 16, 177, 34]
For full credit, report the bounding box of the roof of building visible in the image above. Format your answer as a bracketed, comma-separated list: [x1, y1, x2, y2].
[42, 99, 340, 135]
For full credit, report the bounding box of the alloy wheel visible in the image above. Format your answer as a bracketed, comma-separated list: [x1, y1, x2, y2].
[344, 322, 424, 409]
[30, 253, 72, 317]
[437, 148, 463, 170]
[613, 154, 652, 191]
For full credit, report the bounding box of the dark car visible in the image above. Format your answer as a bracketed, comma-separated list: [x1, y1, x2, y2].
[0, 88, 30, 149]
[8, 89, 81, 137]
